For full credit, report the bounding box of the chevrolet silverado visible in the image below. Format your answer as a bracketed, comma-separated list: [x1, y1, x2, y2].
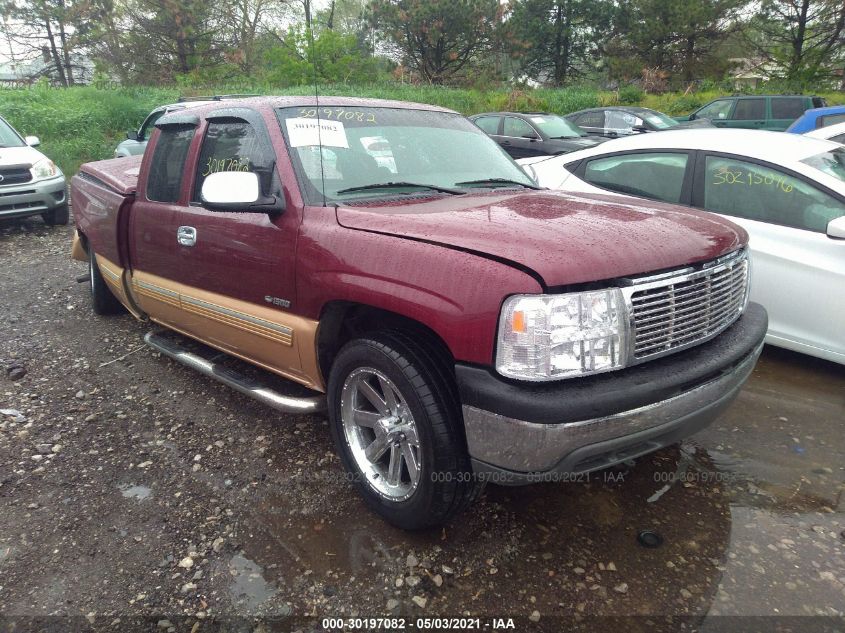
[70, 97, 768, 529]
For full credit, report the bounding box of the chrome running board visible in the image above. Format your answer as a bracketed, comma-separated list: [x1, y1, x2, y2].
[143, 331, 326, 414]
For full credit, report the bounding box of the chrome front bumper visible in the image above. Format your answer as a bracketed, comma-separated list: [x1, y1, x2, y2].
[464, 342, 762, 484]
[0, 176, 67, 220]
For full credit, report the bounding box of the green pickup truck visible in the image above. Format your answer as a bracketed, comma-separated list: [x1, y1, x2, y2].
[676, 95, 827, 131]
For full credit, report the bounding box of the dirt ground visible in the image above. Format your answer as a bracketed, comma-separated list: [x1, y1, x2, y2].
[1, 218, 843, 633]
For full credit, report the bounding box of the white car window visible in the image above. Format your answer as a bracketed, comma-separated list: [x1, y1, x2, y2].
[584, 152, 688, 203]
[703, 156, 845, 233]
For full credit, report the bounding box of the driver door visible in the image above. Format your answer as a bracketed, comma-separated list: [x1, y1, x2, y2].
[160, 110, 318, 389]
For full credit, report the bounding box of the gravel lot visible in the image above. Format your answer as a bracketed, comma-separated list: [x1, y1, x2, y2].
[1, 218, 843, 632]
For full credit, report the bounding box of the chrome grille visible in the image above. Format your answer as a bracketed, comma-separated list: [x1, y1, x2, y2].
[629, 250, 748, 360]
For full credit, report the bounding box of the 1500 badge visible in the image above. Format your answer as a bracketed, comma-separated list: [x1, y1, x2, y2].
[264, 295, 291, 308]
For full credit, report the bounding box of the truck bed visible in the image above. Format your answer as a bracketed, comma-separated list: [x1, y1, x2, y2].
[77, 155, 142, 196]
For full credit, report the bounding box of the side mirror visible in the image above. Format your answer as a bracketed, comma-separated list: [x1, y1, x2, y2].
[632, 125, 649, 133]
[200, 171, 284, 214]
[127, 130, 139, 141]
[522, 134, 540, 141]
[25, 135, 40, 147]
[827, 216, 845, 239]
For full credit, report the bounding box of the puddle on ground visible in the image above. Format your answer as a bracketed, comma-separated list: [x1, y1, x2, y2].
[117, 484, 152, 501]
[232, 346, 844, 618]
[228, 553, 282, 612]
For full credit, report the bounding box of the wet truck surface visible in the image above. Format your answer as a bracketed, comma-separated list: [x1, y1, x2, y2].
[69, 96, 768, 530]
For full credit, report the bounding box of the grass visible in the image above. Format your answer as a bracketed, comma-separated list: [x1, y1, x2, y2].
[1, 83, 842, 176]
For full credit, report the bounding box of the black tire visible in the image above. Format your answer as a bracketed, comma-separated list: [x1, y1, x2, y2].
[88, 248, 124, 315]
[42, 204, 69, 226]
[327, 331, 484, 530]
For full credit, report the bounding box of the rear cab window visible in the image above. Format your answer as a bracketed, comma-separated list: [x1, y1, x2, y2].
[146, 125, 195, 203]
[820, 114, 845, 128]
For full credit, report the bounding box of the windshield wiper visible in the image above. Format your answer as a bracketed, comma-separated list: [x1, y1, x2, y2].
[454, 178, 541, 190]
[336, 181, 462, 195]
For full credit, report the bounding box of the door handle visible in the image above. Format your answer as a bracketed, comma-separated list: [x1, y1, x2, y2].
[177, 226, 197, 247]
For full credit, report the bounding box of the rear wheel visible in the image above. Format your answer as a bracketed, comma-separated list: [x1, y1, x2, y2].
[327, 332, 483, 530]
[88, 249, 124, 315]
[42, 204, 69, 226]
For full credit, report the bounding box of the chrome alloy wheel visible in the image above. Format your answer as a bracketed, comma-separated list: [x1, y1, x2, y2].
[340, 367, 421, 501]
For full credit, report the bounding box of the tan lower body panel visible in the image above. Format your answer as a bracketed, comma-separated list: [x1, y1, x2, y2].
[94, 254, 146, 320]
[130, 270, 324, 392]
[71, 231, 87, 262]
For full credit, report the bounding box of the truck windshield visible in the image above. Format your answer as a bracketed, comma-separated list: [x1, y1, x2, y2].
[0, 118, 25, 147]
[277, 106, 536, 204]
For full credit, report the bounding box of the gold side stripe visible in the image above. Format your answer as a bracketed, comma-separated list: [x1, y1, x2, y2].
[134, 279, 179, 299]
[133, 283, 181, 308]
[183, 301, 292, 346]
[100, 264, 121, 283]
[182, 296, 293, 337]
[133, 278, 293, 347]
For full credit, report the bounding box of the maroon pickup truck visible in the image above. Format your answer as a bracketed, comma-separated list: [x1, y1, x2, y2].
[70, 96, 767, 529]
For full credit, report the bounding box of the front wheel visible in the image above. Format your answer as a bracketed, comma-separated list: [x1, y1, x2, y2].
[327, 332, 483, 530]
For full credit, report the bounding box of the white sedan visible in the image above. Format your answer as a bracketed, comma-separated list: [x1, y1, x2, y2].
[520, 129, 845, 364]
[806, 121, 845, 145]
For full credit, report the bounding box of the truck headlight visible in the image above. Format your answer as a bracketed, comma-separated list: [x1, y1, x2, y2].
[496, 289, 629, 381]
[30, 158, 59, 181]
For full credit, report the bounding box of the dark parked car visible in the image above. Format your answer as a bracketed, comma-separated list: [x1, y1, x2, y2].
[470, 112, 605, 158]
[566, 106, 713, 139]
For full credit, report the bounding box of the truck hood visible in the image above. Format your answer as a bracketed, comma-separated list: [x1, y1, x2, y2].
[336, 191, 746, 288]
[0, 145, 47, 167]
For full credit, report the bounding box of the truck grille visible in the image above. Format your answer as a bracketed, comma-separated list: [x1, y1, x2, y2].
[0, 166, 33, 186]
[629, 250, 749, 360]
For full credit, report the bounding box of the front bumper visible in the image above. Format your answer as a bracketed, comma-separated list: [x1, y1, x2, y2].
[0, 175, 67, 220]
[458, 302, 767, 484]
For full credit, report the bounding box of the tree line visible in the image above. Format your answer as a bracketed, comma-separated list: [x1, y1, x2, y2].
[2, 0, 843, 90]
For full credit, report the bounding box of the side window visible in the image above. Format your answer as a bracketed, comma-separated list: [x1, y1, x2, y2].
[732, 99, 765, 121]
[574, 111, 604, 128]
[474, 116, 500, 135]
[703, 156, 845, 232]
[146, 125, 194, 203]
[584, 152, 689, 203]
[820, 114, 845, 127]
[605, 110, 640, 133]
[697, 100, 733, 121]
[771, 98, 806, 120]
[831, 134, 845, 145]
[194, 119, 275, 201]
[503, 117, 536, 138]
[139, 110, 164, 141]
